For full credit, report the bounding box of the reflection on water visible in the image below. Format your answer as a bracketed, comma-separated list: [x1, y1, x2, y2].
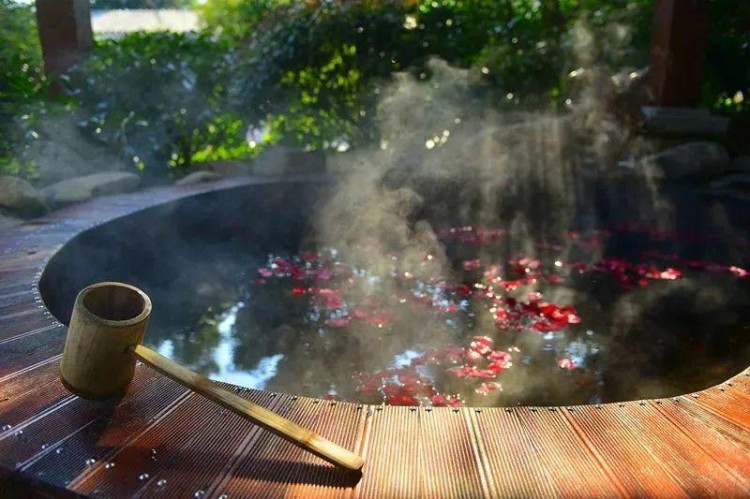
[145, 225, 750, 407]
[165, 303, 286, 390]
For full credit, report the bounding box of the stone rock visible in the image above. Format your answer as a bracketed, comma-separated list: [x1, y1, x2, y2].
[0, 176, 48, 217]
[175, 170, 223, 186]
[253, 147, 326, 176]
[205, 160, 252, 177]
[706, 173, 750, 201]
[43, 172, 141, 208]
[637, 141, 730, 180]
[26, 112, 129, 186]
[709, 173, 750, 191]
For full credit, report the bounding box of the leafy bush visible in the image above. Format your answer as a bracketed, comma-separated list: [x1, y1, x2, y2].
[64, 32, 252, 178]
[23, 0, 750, 183]
[197, 0, 290, 41]
[227, 1, 647, 148]
[703, 0, 750, 113]
[90, 0, 192, 8]
[0, 0, 47, 179]
[231, 0, 524, 148]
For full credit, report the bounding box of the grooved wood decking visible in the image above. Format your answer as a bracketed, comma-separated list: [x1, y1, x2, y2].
[1, 176, 749, 498]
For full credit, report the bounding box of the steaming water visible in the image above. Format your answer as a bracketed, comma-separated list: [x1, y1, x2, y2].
[136, 59, 750, 408]
[144, 223, 750, 407]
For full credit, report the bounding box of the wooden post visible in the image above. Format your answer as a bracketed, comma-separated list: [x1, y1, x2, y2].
[648, 0, 710, 107]
[35, 0, 93, 85]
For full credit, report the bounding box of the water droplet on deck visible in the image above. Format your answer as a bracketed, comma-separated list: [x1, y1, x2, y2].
[105, 462, 115, 470]
[157, 479, 167, 487]
[41, 444, 48, 450]
[14, 430, 23, 437]
[218, 493, 228, 499]
[194, 490, 205, 498]
[139, 473, 150, 481]
[85, 458, 96, 466]
[1, 425, 11, 431]
[55, 447, 64, 455]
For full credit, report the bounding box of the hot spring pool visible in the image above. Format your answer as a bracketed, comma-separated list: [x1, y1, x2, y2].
[40, 178, 750, 407]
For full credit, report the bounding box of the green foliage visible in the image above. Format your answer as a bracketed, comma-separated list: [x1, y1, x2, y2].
[231, 0, 500, 148]
[703, 0, 750, 113]
[0, 0, 47, 179]
[228, 0, 656, 147]
[4, 0, 748, 183]
[197, 0, 290, 41]
[64, 32, 252, 177]
[90, 0, 193, 8]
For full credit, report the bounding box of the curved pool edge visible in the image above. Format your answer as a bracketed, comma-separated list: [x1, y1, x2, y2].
[0, 175, 749, 497]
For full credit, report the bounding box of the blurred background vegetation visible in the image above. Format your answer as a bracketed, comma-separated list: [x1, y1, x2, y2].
[0, 0, 748, 181]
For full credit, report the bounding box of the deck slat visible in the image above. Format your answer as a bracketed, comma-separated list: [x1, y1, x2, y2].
[692, 387, 750, 429]
[74, 389, 278, 498]
[651, 399, 750, 481]
[514, 408, 624, 498]
[217, 397, 363, 499]
[0, 325, 65, 379]
[20, 370, 189, 488]
[468, 408, 557, 498]
[0, 313, 57, 342]
[564, 404, 690, 497]
[418, 408, 486, 499]
[0, 361, 72, 430]
[356, 406, 421, 498]
[614, 402, 750, 496]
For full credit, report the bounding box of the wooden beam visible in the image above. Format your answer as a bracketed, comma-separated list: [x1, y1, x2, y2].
[35, 0, 93, 83]
[648, 0, 710, 107]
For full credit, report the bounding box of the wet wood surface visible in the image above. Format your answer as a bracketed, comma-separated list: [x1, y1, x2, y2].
[0, 176, 749, 498]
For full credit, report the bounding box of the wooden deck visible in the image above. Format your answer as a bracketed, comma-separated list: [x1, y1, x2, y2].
[1, 176, 749, 498]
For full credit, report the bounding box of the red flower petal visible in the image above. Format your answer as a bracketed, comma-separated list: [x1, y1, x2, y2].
[729, 266, 749, 277]
[462, 259, 482, 271]
[475, 382, 502, 395]
[557, 358, 577, 370]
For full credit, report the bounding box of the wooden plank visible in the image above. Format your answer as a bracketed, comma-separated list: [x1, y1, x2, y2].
[1, 371, 190, 472]
[0, 291, 41, 317]
[469, 408, 557, 497]
[0, 268, 39, 294]
[692, 387, 750, 429]
[0, 313, 58, 343]
[0, 244, 53, 270]
[563, 404, 688, 497]
[20, 370, 189, 487]
[73, 389, 278, 497]
[514, 407, 624, 498]
[651, 399, 750, 481]
[0, 362, 73, 435]
[419, 408, 486, 498]
[217, 397, 364, 499]
[356, 406, 421, 498]
[613, 402, 750, 496]
[0, 325, 65, 379]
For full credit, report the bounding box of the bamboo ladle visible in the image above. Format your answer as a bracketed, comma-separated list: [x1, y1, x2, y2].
[59, 282, 364, 472]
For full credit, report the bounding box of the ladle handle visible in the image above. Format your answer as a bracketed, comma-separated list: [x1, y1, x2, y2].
[131, 344, 364, 472]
